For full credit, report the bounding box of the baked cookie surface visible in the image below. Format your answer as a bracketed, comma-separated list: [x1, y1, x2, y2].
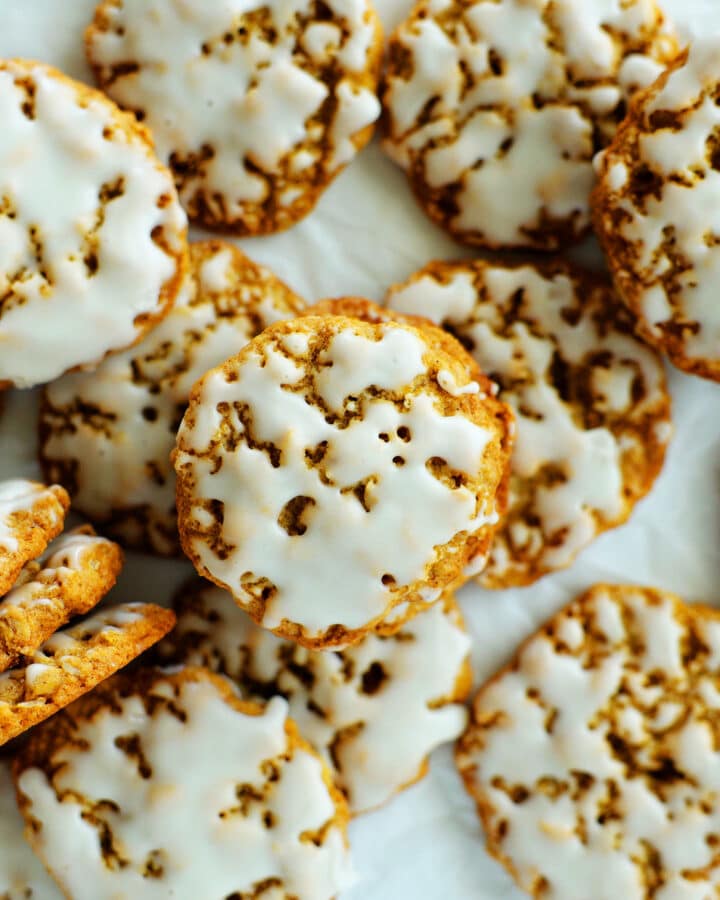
[456, 584, 720, 899]
[159, 579, 472, 814]
[173, 315, 511, 647]
[40, 240, 305, 556]
[0, 525, 123, 671]
[0, 760, 61, 899]
[0, 602, 174, 745]
[0, 59, 187, 388]
[86, 0, 382, 234]
[382, 0, 677, 251]
[594, 38, 720, 381]
[387, 260, 671, 588]
[14, 667, 352, 900]
[0, 480, 69, 598]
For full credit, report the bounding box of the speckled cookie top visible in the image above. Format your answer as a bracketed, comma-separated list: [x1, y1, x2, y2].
[86, 0, 382, 233]
[387, 260, 671, 588]
[40, 240, 305, 556]
[594, 37, 720, 381]
[0, 59, 187, 388]
[173, 315, 510, 647]
[382, 0, 677, 250]
[457, 584, 720, 899]
[160, 580, 471, 813]
[14, 667, 352, 900]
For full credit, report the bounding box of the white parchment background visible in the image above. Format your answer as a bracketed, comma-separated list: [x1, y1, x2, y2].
[1, 2, 719, 897]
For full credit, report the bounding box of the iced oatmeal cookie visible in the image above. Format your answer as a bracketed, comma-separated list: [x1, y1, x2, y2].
[594, 37, 720, 381]
[173, 315, 512, 647]
[382, 0, 677, 250]
[14, 667, 352, 900]
[86, 0, 382, 234]
[457, 584, 720, 899]
[0, 59, 187, 388]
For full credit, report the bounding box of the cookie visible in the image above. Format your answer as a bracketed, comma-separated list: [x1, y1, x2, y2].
[14, 666, 352, 899]
[159, 579, 472, 814]
[305, 297, 514, 587]
[0, 480, 69, 598]
[40, 240, 305, 556]
[382, 0, 678, 251]
[456, 584, 720, 899]
[173, 314, 512, 648]
[0, 526, 123, 672]
[593, 39, 720, 381]
[0, 603, 174, 746]
[86, 0, 383, 235]
[0, 59, 187, 389]
[0, 759, 62, 899]
[387, 260, 671, 588]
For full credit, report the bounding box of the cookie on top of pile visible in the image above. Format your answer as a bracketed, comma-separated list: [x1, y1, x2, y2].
[172, 311, 514, 648]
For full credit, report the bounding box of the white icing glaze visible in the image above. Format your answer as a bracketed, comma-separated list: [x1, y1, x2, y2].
[0, 480, 64, 555]
[388, 262, 670, 583]
[41, 242, 303, 555]
[383, 0, 676, 247]
[0, 61, 186, 388]
[174, 319, 498, 638]
[457, 585, 720, 899]
[17, 677, 352, 899]
[164, 583, 471, 812]
[0, 761, 62, 899]
[87, 0, 380, 220]
[598, 38, 720, 366]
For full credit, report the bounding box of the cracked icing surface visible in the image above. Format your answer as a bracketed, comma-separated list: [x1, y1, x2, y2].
[0, 760, 61, 899]
[0, 602, 175, 746]
[304, 297, 514, 588]
[86, 0, 382, 235]
[0, 59, 187, 388]
[159, 580, 471, 813]
[594, 38, 720, 381]
[14, 667, 352, 900]
[0, 525, 123, 671]
[387, 260, 671, 589]
[457, 584, 720, 900]
[40, 240, 305, 556]
[0, 480, 69, 598]
[173, 315, 511, 648]
[382, 0, 677, 251]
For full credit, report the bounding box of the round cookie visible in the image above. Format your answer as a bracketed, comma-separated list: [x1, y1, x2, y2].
[305, 297, 514, 587]
[0, 759, 62, 899]
[86, 0, 383, 235]
[173, 315, 512, 648]
[0, 59, 187, 389]
[456, 584, 720, 899]
[14, 667, 352, 900]
[593, 38, 720, 381]
[0, 526, 123, 672]
[159, 579, 472, 814]
[40, 240, 305, 556]
[0, 480, 69, 598]
[382, 0, 678, 251]
[0, 603, 175, 746]
[387, 260, 671, 589]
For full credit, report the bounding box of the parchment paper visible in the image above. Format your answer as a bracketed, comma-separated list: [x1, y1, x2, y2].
[0, 2, 718, 897]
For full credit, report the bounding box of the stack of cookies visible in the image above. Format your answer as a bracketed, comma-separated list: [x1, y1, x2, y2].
[1, 0, 720, 897]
